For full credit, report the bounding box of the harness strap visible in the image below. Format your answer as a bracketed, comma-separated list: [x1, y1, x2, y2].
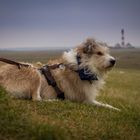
[0, 58, 30, 69]
[40, 65, 65, 100]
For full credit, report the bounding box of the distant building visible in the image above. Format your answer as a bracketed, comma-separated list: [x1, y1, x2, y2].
[114, 29, 134, 48]
[126, 43, 135, 48]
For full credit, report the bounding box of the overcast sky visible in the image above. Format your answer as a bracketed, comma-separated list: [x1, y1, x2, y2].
[0, 0, 140, 48]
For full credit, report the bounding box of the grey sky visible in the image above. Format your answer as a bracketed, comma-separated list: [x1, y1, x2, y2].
[0, 0, 140, 48]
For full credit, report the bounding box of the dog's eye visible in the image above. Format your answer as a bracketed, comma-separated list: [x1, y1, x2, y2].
[97, 52, 103, 56]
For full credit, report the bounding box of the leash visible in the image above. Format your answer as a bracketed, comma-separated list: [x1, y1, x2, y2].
[0, 58, 30, 69]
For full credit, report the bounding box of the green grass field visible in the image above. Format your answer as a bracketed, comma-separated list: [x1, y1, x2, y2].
[0, 48, 140, 140]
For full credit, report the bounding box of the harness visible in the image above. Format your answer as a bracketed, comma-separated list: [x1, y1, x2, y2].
[0, 56, 98, 100]
[39, 64, 65, 100]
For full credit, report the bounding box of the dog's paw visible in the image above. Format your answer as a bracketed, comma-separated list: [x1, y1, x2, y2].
[32, 96, 42, 101]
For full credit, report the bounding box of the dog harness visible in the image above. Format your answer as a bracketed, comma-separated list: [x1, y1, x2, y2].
[39, 64, 65, 100]
[0, 57, 98, 100]
[39, 55, 98, 100]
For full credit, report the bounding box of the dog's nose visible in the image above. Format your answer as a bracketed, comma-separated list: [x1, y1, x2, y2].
[110, 59, 116, 65]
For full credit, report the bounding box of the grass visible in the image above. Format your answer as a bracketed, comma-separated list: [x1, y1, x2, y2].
[0, 49, 140, 140]
[111, 48, 140, 70]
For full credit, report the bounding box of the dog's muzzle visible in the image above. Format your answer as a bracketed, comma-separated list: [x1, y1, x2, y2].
[110, 59, 116, 66]
[106, 58, 116, 69]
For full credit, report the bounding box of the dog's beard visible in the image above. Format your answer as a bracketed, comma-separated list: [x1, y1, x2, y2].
[105, 63, 115, 70]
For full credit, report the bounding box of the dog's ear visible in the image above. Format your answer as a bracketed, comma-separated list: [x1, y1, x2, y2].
[83, 38, 95, 54]
[83, 44, 92, 54]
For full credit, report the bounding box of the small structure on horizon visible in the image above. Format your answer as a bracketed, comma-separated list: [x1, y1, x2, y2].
[121, 29, 125, 47]
[114, 29, 134, 48]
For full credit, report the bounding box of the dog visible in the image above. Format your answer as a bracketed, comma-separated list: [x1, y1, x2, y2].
[0, 38, 120, 111]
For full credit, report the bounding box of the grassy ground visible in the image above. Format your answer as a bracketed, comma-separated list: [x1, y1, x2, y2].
[0, 49, 140, 140]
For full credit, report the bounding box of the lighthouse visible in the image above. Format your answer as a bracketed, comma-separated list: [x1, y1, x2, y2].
[114, 29, 134, 48]
[121, 29, 125, 47]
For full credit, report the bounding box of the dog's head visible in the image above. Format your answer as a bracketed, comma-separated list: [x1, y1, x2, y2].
[76, 38, 116, 73]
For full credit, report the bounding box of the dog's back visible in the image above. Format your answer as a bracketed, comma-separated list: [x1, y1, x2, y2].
[0, 64, 41, 100]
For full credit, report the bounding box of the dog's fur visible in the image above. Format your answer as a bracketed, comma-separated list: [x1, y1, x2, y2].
[0, 38, 120, 111]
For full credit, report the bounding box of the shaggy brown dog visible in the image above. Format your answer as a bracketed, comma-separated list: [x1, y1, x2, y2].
[0, 38, 120, 111]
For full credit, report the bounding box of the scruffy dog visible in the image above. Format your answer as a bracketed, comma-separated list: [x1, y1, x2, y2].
[0, 38, 120, 111]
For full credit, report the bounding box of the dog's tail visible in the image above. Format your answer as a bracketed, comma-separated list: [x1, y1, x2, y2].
[0, 58, 30, 69]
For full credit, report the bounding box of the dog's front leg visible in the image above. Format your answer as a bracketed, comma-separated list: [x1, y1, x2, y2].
[90, 100, 120, 111]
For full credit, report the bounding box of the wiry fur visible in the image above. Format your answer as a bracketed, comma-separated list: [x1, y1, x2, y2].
[0, 38, 120, 111]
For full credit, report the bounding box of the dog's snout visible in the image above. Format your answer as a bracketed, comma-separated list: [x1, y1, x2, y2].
[110, 59, 116, 65]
